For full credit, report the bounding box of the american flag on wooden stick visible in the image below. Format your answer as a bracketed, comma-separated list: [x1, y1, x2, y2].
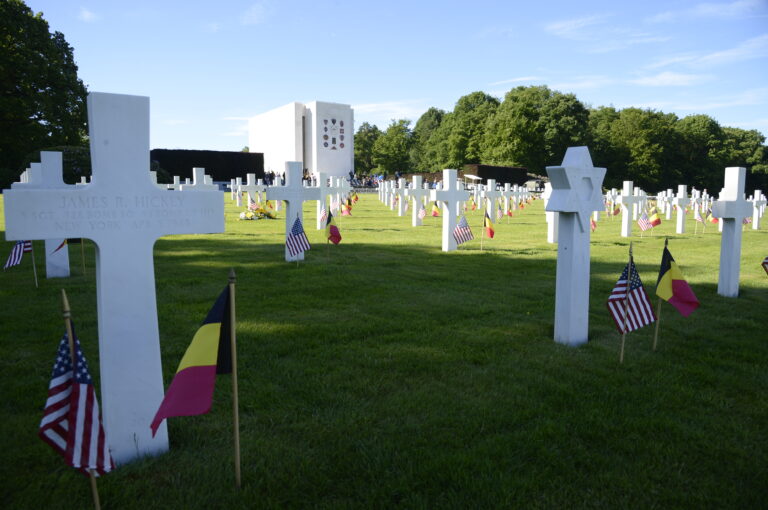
[637, 212, 653, 231]
[418, 203, 427, 220]
[3, 240, 31, 269]
[286, 216, 311, 257]
[607, 260, 656, 333]
[38, 327, 114, 476]
[319, 206, 328, 224]
[453, 215, 474, 245]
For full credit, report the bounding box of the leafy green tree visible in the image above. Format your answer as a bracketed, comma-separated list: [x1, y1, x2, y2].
[672, 114, 726, 189]
[409, 107, 445, 171]
[0, 0, 88, 188]
[420, 92, 499, 171]
[372, 119, 412, 175]
[587, 106, 623, 175]
[721, 127, 768, 190]
[606, 108, 680, 189]
[482, 85, 589, 173]
[354, 122, 382, 175]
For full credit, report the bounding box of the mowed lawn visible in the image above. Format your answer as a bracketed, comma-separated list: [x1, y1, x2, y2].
[1, 191, 766, 509]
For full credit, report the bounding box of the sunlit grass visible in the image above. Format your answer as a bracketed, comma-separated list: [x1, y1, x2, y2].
[1, 192, 766, 509]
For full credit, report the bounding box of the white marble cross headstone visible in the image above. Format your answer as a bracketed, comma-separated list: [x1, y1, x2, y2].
[180, 167, 217, 191]
[335, 177, 352, 208]
[313, 172, 333, 229]
[166, 175, 181, 191]
[618, 181, 640, 237]
[430, 169, 469, 252]
[239, 174, 265, 207]
[664, 188, 674, 219]
[11, 151, 71, 278]
[501, 183, 513, 216]
[394, 178, 408, 217]
[234, 177, 243, 206]
[3, 92, 224, 464]
[751, 190, 766, 230]
[482, 179, 502, 218]
[712, 167, 752, 297]
[266, 162, 320, 261]
[542, 182, 558, 244]
[406, 176, 429, 227]
[545, 146, 606, 346]
[673, 185, 690, 234]
[229, 178, 237, 201]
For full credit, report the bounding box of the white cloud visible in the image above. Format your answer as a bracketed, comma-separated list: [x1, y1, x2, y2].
[205, 22, 221, 33]
[627, 88, 768, 112]
[241, 2, 270, 25]
[645, 54, 699, 69]
[544, 15, 609, 40]
[694, 33, 768, 66]
[352, 100, 432, 128]
[630, 72, 713, 86]
[649, 0, 766, 23]
[645, 34, 768, 71]
[545, 14, 669, 52]
[488, 76, 544, 86]
[78, 7, 99, 22]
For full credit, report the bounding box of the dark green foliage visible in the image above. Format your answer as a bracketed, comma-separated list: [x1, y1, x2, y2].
[482, 86, 590, 171]
[0, 0, 88, 189]
[353, 122, 381, 175]
[409, 107, 445, 172]
[372, 119, 413, 175]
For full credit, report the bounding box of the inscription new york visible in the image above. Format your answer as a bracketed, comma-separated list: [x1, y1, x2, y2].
[18, 194, 216, 233]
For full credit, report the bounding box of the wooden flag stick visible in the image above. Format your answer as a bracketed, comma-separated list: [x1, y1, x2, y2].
[480, 214, 485, 251]
[652, 298, 662, 351]
[30, 242, 39, 288]
[61, 289, 101, 510]
[80, 239, 86, 276]
[228, 270, 241, 488]
[652, 237, 668, 351]
[619, 243, 633, 364]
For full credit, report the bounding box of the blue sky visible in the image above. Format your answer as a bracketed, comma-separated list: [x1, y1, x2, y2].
[29, 0, 768, 152]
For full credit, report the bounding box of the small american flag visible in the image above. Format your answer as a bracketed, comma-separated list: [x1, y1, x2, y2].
[286, 216, 311, 257]
[743, 216, 752, 225]
[3, 240, 31, 269]
[418, 204, 427, 220]
[496, 202, 503, 220]
[319, 206, 328, 224]
[453, 215, 474, 245]
[637, 212, 652, 231]
[762, 256, 768, 275]
[590, 217, 597, 232]
[607, 260, 656, 333]
[38, 327, 114, 476]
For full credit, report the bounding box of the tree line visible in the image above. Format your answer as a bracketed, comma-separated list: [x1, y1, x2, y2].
[354, 87, 768, 192]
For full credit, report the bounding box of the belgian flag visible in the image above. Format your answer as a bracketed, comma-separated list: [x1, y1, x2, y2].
[326, 211, 342, 245]
[655, 246, 699, 317]
[151, 287, 232, 435]
[484, 212, 495, 238]
[431, 202, 441, 217]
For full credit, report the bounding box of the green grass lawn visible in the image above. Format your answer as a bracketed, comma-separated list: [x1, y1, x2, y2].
[1, 192, 766, 509]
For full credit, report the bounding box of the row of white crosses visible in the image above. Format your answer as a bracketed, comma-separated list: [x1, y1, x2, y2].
[11, 151, 71, 278]
[4, 92, 224, 464]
